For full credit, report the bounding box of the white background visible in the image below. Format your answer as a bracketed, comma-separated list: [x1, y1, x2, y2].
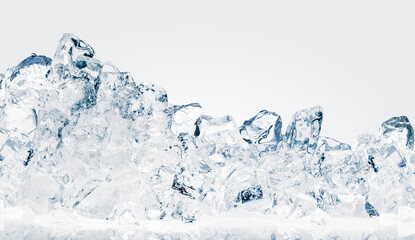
[0, 0, 414, 144]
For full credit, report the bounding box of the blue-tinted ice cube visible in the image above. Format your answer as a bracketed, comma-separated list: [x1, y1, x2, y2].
[285, 106, 323, 153]
[10, 54, 51, 82]
[380, 116, 414, 150]
[239, 110, 282, 144]
[4, 54, 52, 108]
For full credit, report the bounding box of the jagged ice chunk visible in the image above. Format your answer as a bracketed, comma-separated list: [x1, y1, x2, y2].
[285, 106, 323, 153]
[239, 110, 282, 144]
[380, 116, 414, 150]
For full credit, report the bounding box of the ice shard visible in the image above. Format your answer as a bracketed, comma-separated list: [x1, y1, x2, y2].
[285, 106, 323, 154]
[365, 201, 379, 217]
[239, 110, 282, 144]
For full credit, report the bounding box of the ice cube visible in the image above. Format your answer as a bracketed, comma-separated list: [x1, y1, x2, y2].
[285, 106, 323, 154]
[239, 110, 282, 144]
[171, 103, 202, 135]
[5, 54, 51, 109]
[380, 116, 414, 150]
[10, 54, 51, 82]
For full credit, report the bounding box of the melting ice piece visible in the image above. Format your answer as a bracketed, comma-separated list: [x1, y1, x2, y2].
[365, 202, 379, 217]
[235, 186, 263, 204]
[285, 106, 323, 153]
[171, 103, 202, 135]
[380, 116, 414, 150]
[239, 110, 282, 144]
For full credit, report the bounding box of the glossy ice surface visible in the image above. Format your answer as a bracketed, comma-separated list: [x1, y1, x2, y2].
[1, 34, 415, 239]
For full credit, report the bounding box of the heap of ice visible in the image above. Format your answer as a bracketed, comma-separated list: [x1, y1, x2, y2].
[1, 34, 415, 238]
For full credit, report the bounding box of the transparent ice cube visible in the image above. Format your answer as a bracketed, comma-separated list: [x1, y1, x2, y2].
[380, 116, 414, 150]
[239, 110, 282, 144]
[285, 106, 323, 154]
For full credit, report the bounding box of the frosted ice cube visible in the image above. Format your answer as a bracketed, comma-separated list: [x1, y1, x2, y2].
[239, 110, 282, 144]
[380, 116, 414, 151]
[285, 106, 323, 154]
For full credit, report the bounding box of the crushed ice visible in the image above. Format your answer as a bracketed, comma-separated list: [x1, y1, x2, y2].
[1, 34, 415, 239]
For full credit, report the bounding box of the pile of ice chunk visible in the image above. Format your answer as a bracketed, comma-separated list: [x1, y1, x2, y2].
[1, 34, 415, 237]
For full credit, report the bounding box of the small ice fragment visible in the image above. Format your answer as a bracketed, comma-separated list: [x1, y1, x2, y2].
[172, 174, 193, 198]
[380, 116, 414, 150]
[368, 155, 378, 173]
[365, 201, 379, 217]
[171, 103, 202, 135]
[239, 110, 282, 144]
[235, 186, 263, 204]
[318, 136, 351, 152]
[285, 106, 323, 153]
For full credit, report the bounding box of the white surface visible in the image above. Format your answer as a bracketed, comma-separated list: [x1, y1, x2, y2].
[2, 206, 415, 238]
